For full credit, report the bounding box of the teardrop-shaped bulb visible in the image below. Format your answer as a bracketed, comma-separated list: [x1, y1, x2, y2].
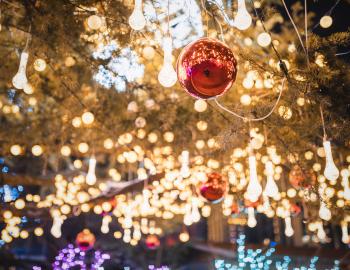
[247, 207, 257, 228]
[284, 216, 294, 237]
[323, 140, 339, 181]
[341, 169, 350, 200]
[234, 0, 252, 30]
[129, 0, 146, 31]
[12, 51, 29, 89]
[264, 161, 279, 198]
[86, 156, 97, 185]
[341, 221, 349, 244]
[319, 201, 331, 221]
[158, 36, 177, 87]
[246, 155, 262, 202]
[317, 222, 327, 241]
[51, 216, 63, 238]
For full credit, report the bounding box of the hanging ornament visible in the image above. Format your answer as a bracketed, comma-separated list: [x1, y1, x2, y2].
[323, 140, 339, 181]
[246, 154, 262, 203]
[12, 51, 29, 89]
[86, 156, 97, 185]
[75, 229, 96, 251]
[263, 161, 279, 198]
[233, 0, 252, 30]
[319, 201, 331, 221]
[199, 172, 227, 203]
[289, 165, 316, 188]
[145, 235, 160, 250]
[284, 214, 294, 237]
[247, 206, 257, 228]
[341, 221, 349, 244]
[177, 38, 237, 99]
[341, 169, 350, 200]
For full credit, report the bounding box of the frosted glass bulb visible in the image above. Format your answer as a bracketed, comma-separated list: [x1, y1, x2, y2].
[128, 0, 146, 31]
[86, 156, 97, 185]
[247, 207, 257, 228]
[319, 201, 331, 221]
[246, 155, 262, 202]
[180, 150, 190, 178]
[101, 216, 111, 234]
[158, 36, 177, 87]
[284, 216, 294, 237]
[341, 221, 349, 244]
[323, 140, 339, 181]
[51, 216, 63, 238]
[234, 0, 252, 30]
[124, 215, 133, 229]
[12, 51, 29, 89]
[341, 169, 350, 200]
[264, 161, 279, 198]
[317, 223, 326, 241]
[191, 199, 201, 223]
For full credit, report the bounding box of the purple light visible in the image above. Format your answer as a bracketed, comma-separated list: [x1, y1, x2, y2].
[148, 266, 170, 270]
[53, 243, 110, 270]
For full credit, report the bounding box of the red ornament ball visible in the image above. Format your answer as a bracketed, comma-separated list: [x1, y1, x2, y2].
[76, 229, 95, 251]
[145, 235, 160, 250]
[177, 38, 238, 99]
[199, 172, 228, 203]
[289, 165, 316, 188]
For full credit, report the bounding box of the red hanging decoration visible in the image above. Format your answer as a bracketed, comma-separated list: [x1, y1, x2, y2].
[76, 229, 96, 251]
[145, 235, 160, 250]
[177, 38, 238, 99]
[199, 172, 227, 203]
[289, 165, 316, 188]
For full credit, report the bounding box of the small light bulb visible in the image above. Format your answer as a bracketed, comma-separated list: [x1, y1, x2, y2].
[51, 216, 63, 238]
[158, 35, 177, 88]
[323, 140, 339, 181]
[246, 154, 262, 202]
[320, 15, 332, 29]
[12, 51, 29, 89]
[317, 222, 327, 241]
[234, 0, 252, 30]
[284, 216, 294, 237]
[257, 32, 271, 47]
[82, 111, 94, 125]
[86, 156, 97, 185]
[87, 15, 102, 30]
[128, 0, 146, 31]
[341, 169, 350, 200]
[341, 221, 349, 244]
[264, 161, 279, 198]
[319, 201, 331, 221]
[247, 207, 257, 228]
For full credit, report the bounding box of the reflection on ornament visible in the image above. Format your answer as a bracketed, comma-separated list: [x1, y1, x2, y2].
[199, 172, 227, 203]
[233, 0, 252, 30]
[177, 38, 237, 99]
[12, 51, 29, 89]
[323, 140, 339, 181]
[158, 35, 177, 87]
[129, 0, 146, 31]
[76, 229, 95, 251]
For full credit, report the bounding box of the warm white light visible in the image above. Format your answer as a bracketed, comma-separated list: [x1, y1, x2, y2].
[32, 145, 43, 156]
[317, 222, 327, 241]
[12, 51, 29, 89]
[246, 154, 262, 202]
[194, 99, 207, 112]
[234, 0, 252, 30]
[101, 215, 112, 234]
[284, 215, 294, 237]
[257, 32, 271, 47]
[323, 140, 339, 181]
[341, 221, 349, 244]
[320, 15, 332, 29]
[10, 144, 22, 156]
[51, 216, 63, 238]
[341, 169, 350, 200]
[158, 35, 177, 87]
[179, 231, 190, 242]
[33, 58, 46, 72]
[87, 15, 103, 30]
[247, 207, 257, 228]
[264, 161, 279, 198]
[180, 150, 190, 178]
[86, 156, 97, 185]
[128, 0, 146, 31]
[319, 201, 331, 221]
[82, 111, 94, 125]
[23, 83, 34, 94]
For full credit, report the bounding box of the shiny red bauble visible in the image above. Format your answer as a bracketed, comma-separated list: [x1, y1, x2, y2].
[177, 38, 237, 99]
[289, 165, 316, 188]
[145, 235, 160, 250]
[199, 172, 228, 203]
[76, 229, 95, 251]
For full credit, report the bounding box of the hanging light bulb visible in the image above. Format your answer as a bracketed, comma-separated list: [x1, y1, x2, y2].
[341, 169, 350, 200]
[128, 0, 146, 30]
[246, 153, 262, 202]
[183, 204, 193, 226]
[12, 51, 29, 89]
[319, 201, 331, 221]
[247, 207, 257, 228]
[158, 35, 177, 87]
[141, 189, 151, 215]
[86, 156, 97, 185]
[234, 0, 252, 30]
[51, 216, 63, 238]
[101, 215, 112, 234]
[180, 150, 190, 178]
[323, 140, 339, 181]
[190, 198, 201, 223]
[341, 221, 349, 244]
[317, 222, 327, 241]
[284, 215, 294, 237]
[263, 161, 279, 198]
